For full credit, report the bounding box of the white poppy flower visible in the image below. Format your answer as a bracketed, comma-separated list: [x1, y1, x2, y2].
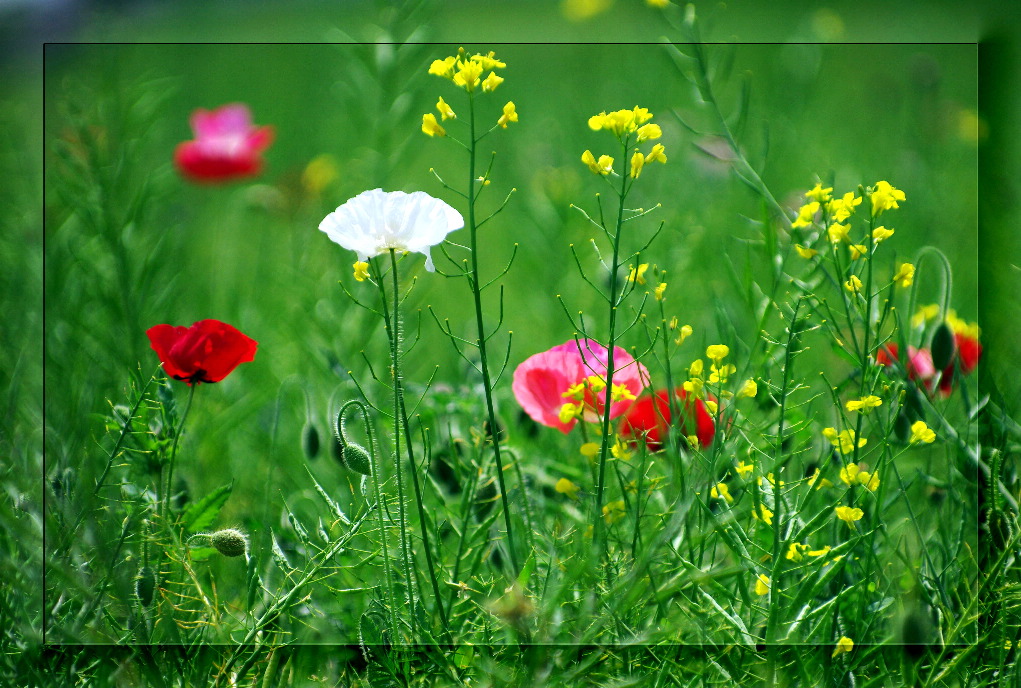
[319, 188, 463, 271]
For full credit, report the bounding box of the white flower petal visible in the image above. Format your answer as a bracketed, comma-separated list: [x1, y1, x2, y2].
[319, 188, 463, 271]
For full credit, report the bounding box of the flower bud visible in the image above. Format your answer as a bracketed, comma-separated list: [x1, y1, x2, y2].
[340, 443, 372, 476]
[135, 565, 157, 607]
[210, 528, 249, 558]
[930, 322, 956, 371]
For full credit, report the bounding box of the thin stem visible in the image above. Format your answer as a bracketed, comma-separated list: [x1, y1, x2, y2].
[161, 382, 196, 522]
[466, 91, 521, 575]
[377, 252, 418, 638]
[389, 250, 452, 638]
[592, 141, 632, 550]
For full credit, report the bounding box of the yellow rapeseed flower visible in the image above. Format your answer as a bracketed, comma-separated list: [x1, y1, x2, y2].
[636, 123, 662, 142]
[630, 150, 645, 178]
[580, 442, 600, 459]
[871, 180, 906, 216]
[805, 182, 833, 203]
[453, 59, 484, 91]
[436, 96, 456, 121]
[428, 56, 457, 79]
[827, 192, 862, 222]
[909, 420, 936, 444]
[848, 244, 868, 260]
[611, 436, 633, 461]
[791, 201, 820, 229]
[497, 101, 518, 129]
[828, 222, 850, 243]
[754, 574, 770, 596]
[646, 0, 670, 7]
[481, 71, 504, 92]
[645, 143, 667, 164]
[558, 402, 580, 424]
[738, 379, 758, 398]
[710, 482, 734, 504]
[675, 324, 693, 345]
[945, 309, 981, 339]
[823, 427, 867, 454]
[845, 395, 883, 413]
[893, 262, 915, 288]
[832, 636, 854, 657]
[555, 477, 580, 499]
[709, 363, 736, 384]
[795, 244, 818, 259]
[735, 460, 754, 478]
[706, 344, 729, 364]
[422, 113, 446, 137]
[839, 463, 879, 491]
[844, 274, 863, 294]
[834, 505, 864, 528]
[872, 225, 895, 242]
[654, 282, 667, 301]
[807, 469, 833, 489]
[628, 263, 649, 285]
[753, 504, 773, 525]
[353, 261, 370, 282]
[786, 542, 807, 562]
[581, 149, 613, 175]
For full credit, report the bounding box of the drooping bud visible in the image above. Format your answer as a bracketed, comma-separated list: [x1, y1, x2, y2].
[332, 402, 373, 476]
[930, 322, 956, 371]
[210, 528, 249, 558]
[135, 565, 157, 607]
[340, 443, 372, 475]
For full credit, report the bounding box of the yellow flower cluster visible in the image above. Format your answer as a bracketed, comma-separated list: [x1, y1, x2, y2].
[785, 542, 832, 562]
[423, 48, 517, 135]
[839, 463, 880, 491]
[834, 505, 864, 528]
[823, 427, 867, 454]
[845, 395, 882, 413]
[582, 106, 666, 178]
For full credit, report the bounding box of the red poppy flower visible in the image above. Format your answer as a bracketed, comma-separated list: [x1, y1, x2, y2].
[174, 104, 274, 183]
[619, 388, 716, 451]
[937, 333, 982, 396]
[146, 319, 258, 385]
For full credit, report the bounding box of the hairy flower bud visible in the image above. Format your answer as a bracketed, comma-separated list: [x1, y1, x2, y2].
[930, 322, 956, 371]
[211, 528, 249, 558]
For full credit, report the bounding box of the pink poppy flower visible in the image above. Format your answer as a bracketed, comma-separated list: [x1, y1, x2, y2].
[512, 338, 649, 434]
[174, 104, 274, 183]
[876, 344, 936, 386]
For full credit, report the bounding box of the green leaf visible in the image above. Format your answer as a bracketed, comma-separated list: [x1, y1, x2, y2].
[181, 482, 233, 535]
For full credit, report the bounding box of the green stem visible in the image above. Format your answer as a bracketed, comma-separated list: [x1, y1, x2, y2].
[161, 382, 196, 522]
[388, 250, 451, 637]
[379, 251, 418, 637]
[592, 142, 631, 550]
[466, 92, 521, 575]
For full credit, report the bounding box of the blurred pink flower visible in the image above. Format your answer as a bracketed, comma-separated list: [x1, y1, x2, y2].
[512, 338, 649, 434]
[174, 103, 274, 183]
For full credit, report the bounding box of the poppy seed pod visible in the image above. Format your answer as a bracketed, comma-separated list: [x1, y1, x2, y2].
[211, 528, 249, 558]
[302, 422, 321, 460]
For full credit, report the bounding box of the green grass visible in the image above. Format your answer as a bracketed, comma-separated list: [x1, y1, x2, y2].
[5, 0, 1019, 685]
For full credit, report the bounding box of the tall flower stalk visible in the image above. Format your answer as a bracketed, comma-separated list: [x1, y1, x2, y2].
[574, 107, 668, 548]
[320, 188, 462, 637]
[422, 48, 522, 574]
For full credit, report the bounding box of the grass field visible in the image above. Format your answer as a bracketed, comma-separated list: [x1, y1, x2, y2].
[4, 0, 1021, 685]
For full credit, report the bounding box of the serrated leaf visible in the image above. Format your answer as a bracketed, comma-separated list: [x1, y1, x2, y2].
[181, 483, 232, 535]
